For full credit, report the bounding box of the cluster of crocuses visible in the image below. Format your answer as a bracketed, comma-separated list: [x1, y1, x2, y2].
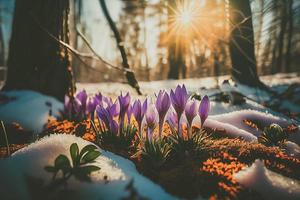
[64, 85, 210, 141]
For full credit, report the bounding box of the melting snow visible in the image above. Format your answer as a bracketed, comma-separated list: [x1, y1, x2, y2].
[234, 160, 300, 200]
[0, 134, 176, 200]
[0, 90, 63, 132]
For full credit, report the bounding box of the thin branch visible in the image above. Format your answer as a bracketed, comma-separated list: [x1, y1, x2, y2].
[99, 0, 142, 95]
[76, 27, 133, 73]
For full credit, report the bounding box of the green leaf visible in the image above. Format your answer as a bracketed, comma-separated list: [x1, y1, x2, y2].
[44, 166, 57, 173]
[73, 165, 100, 182]
[70, 143, 79, 166]
[80, 151, 101, 164]
[79, 144, 98, 159]
[55, 154, 71, 171]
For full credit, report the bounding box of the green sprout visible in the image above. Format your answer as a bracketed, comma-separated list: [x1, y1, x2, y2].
[45, 143, 101, 185]
[258, 123, 288, 147]
[170, 129, 209, 158]
[140, 138, 172, 169]
[97, 124, 137, 150]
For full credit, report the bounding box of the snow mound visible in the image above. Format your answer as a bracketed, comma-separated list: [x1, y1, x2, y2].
[233, 160, 300, 200]
[0, 90, 63, 132]
[207, 110, 300, 146]
[0, 134, 176, 200]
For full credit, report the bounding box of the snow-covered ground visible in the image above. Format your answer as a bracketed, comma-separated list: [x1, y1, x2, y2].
[234, 160, 300, 200]
[0, 90, 63, 132]
[0, 73, 300, 199]
[1, 73, 299, 132]
[1, 73, 299, 156]
[0, 134, 177, 200]
[77, 73, 300, 97]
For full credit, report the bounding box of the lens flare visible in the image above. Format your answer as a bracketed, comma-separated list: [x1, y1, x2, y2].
[177, 10, 192, 25]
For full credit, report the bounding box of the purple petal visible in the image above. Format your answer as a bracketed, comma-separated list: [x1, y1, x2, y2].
[145, 104, 158, 130]
[199, 95, 210, 126]
[185, 100, 197, 126]
[127, 103, 133, 122]
[166, 110, 178, 131]
[142, 98, 148, 116]
[76, 90, 88, 107]
[118, 92, 131, 119]
[162, 92, 171, 111]
[109, 102, 119, 117]
[96, 105, 110, 128]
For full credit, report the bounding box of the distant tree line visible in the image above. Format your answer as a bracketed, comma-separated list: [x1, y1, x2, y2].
[1, 0, 299, 100]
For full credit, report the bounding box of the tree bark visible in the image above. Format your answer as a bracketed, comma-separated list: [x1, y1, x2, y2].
[256, 0, 264, 62]
[285, 0, 293, 72]
[228, 0, 260, 86]
[2, 0, 74, 101]
[99, 0, 141, 95]
[0, 13, 4, 66]
[276, 1, 287, 72]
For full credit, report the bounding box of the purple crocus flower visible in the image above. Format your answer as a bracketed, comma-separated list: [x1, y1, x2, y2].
[96, 106, 110, 129]
[198, 95, 210, 127]
[107, 101, 119, 117]
[185, 100, 197, 138]
[87, 93, 102, 119]
[155, 90, 170, 137]
[96, 104, 119, 134]
[166, 110, 178, 134]
[64, 95, 82, 120]
[170, 85, 188, 133]
[132, 99, 148, 138]
[167, 109, 186, 137]
[118, 92, 131, 130]
[103, 96, 113, 107]
[145, 104, 158, 141]
[76, 90, 88, 115]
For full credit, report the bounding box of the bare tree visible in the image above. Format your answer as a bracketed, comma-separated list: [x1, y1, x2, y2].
[275, 1, 287, 72]
[2, 0, 74, 101]
[0, 11, 4, 66]
[228, 0, 260, 86]
[285, 0, 294, 72]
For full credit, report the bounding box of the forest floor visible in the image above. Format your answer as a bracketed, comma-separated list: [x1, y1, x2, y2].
[0, 73, 300, 200]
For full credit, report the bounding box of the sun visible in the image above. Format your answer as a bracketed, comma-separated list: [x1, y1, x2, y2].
[169, 0, 200, 35]
[177, 10, 192, 25]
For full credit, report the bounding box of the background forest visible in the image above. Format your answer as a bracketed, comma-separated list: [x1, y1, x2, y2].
[0, 0, 299, 87]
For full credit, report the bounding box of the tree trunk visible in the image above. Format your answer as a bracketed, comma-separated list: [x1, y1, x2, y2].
[167, 0, 184, 79]
[276, 1, 287, 72]
[2, 0, 74, 101]
[0, 13, 4, 66]
[228, 0, 260, 86]
[285, 0, 293, 72]
[256, 0, 264, 62]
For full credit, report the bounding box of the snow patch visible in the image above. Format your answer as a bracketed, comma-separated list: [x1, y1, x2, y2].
[0, 90, 63, 132]
[208, 110, 300, 146]
[234, 160, 300, 200]
[0, 134, 176, 200]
